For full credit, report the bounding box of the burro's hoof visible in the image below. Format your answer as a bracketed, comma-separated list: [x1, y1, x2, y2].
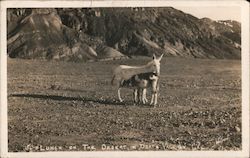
[134, 100, 139, 104]
[151, 103, 157, 108]
[143, 101, 148, 104]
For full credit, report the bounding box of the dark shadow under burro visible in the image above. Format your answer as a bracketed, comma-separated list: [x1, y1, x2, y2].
[8, 93, 150, 106]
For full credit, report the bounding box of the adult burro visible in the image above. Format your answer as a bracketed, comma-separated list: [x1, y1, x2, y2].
[111, 54, 163, 106]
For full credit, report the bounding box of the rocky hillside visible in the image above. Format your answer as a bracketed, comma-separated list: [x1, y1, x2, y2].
[7, 8, 241, 61]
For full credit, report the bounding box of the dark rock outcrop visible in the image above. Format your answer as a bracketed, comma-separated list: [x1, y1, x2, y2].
[7, 9, 98, 61]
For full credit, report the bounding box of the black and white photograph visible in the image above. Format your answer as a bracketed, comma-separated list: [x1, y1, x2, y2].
[0, 0, 249, 158]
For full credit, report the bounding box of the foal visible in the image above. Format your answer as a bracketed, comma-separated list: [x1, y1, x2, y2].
[132, 72, 160, 106]
[118, 72, 159, 106]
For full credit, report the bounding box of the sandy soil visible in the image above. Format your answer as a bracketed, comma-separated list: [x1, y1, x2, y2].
[7, 57, 241, 151]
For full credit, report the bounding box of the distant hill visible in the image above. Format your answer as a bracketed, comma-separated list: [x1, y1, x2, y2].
[7, 8, 241, 61]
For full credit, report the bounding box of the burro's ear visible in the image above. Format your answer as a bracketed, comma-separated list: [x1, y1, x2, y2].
[158, 53, 164, 61]
[153, 53, 156, 60]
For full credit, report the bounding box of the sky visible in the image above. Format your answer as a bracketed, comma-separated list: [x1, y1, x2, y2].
[173, 6, 241, 22]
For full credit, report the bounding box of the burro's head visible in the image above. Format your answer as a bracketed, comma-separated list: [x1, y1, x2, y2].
[148, 53, 164, 76]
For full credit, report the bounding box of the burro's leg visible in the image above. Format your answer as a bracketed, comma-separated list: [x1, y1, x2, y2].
[133, 89, 139, 103]
[150, 77, 159, 107]
[138, 88, 143, 103]
[153, 92, 158, 107]
[150, 91, 158, 107]
[153, 85, 160, 107]
[142, 88, 148, 104]
[118, 88, 123, 102]
[150, 84, 158, 107]
[150, 92, 155, 105]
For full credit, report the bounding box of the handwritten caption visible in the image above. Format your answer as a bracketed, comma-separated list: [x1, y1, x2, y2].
[24, 140, 170, 151]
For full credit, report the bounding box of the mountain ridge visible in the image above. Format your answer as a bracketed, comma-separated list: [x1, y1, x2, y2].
[7, 8, 241, 61]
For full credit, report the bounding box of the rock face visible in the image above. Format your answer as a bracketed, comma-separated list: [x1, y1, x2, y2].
[7, 8, 241, 61]
[7, 9, 98, 61]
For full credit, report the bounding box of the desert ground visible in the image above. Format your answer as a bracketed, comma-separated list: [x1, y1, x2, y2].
[7, 57, 241, 151]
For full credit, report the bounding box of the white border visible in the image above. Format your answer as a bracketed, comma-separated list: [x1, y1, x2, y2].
[0, 0, 245, 8]
[0, 2, 8, 158]
[1, 1, 249, 158]
[241, 1, 250, 157]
